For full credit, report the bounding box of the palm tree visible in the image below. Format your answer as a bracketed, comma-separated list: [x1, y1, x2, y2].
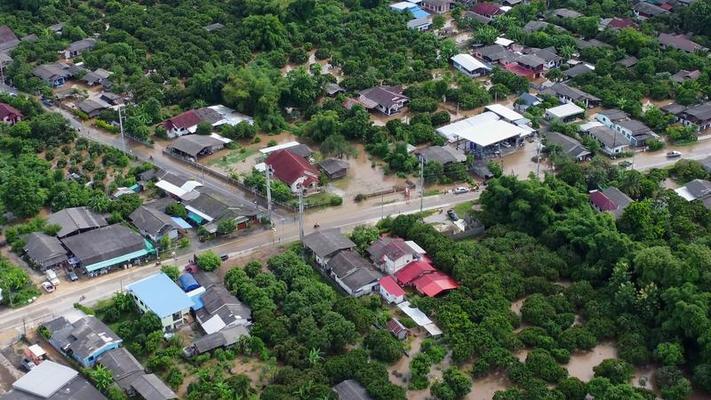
[559, 45, 575, 60]
[307, 347, 323, 366]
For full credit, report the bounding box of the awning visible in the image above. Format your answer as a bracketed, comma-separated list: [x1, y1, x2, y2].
[171, 217, 192, 229]
[83, 248, 149, 273]
[187, 211, 205, 224]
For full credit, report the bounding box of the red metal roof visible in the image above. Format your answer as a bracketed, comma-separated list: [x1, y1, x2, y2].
[609, 18, 635, 29]
[379, 276, 405, 297]
[394, 258, 436, 285]
[472, 2, 502, 16]
[413, 272, 458, 297]
[164, 110, 201, 130]
[266, 149, 319, 186]
[0, 102, 21, 120]
[386, 318, 408, 336]
[504, 63, 537, 78]
[589, 190, 616, 211]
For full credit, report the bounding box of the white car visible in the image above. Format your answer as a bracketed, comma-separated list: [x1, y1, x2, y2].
[454, 187, 469, 194]
[41, 282, 55, 293]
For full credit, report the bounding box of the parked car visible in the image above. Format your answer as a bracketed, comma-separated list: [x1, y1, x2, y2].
[67, 271, 79, 282]
[41, 281, 55, 293]
[220, 254, 229, 261]
[454, 186, 469, 194]
[447, 209, 459, 221]
[20, 358, 36, 372]
[667, 151, 682, 158]
[618, 161, 632, 168]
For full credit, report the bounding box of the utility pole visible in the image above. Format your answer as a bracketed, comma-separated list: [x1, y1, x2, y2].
[298, 190, 305, 242]
[536, 139, 541, 178]
[265, 165, 273, 224]
[419, 156, 424, 213]
[118, 105, 127, 154]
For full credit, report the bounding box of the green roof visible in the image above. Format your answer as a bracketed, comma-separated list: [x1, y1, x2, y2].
[83, 240, 154, 273]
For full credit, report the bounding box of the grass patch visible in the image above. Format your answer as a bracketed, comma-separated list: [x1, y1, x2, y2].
[453, 201, 474, 217]
[291, 192, 343, 208]
[424, 188, 441, 196]
[207, 148, 256, 168]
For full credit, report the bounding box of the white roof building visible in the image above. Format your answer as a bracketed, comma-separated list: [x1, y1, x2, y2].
[485, 104, 525, 123]
[451, 54, 488, 72]
[436, 112, 500, 142]
[494, 37, 514, 47]
[437, 111, 528, 148]
[546, 103, 585, 120]
[12, 361, 78, 398]
[390, 1, 416, 11]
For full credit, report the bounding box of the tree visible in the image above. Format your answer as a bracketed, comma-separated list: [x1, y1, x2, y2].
[593, 359, 634, 384]
[196, 122, 212, 135]
[364, 330, 403, 363]
[240, 14, 288, 51]
[217, 218, 237, 235]
[431, 367, 472, 400]
[161, 265, 181, 281]
[350, 225, 380, 254]
[1, 171, 47, 218]
[320, 134, 355, 158]
[165, 202, 187, 218]
[86, 365, 113, 393]
[196, 251, 222, 272]
[473, 25, 499, 45]
[655, 342, 684, 366]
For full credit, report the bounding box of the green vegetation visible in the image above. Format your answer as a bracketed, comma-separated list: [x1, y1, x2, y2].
[207, 147, 256, 169]
[0, 257, 40, 307]
[195, 251, 222, 272]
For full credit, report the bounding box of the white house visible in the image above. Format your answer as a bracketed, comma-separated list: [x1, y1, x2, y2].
[126, 273, 194, 333]
[367, 237, 419, 275]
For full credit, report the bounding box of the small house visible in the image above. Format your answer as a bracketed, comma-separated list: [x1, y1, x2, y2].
[352, 86, 409, 115]
[302, 228, 356, 267]
[65, 38, 97, 58]
[421, 0, 454, 14]
[581, 123, 629, 156]
[0, 102, 22, 125]
[77, 97, 110, 118]
[387, 319, 409, 340]
[129, 205, 178, 242]
[319, 158, 349, 180]
[379, 276, 406, 304]
[367, 237, 419, 275]
[543, 132, 591, 162]
[451, 54, 492, 78]
[545, 103, 585, 122]
[589, 187, 633, 218]
[23, 232, 68, 271]
[266, 149, 320, 193]
[327, 250, 381, 297]
[515, 93, 542, 112]
[0, 25, 19, 52]
[3, 360, 106, 400]
[43, 316, 122, 368]
[47, 206, 107, 238]
[332, 380, 373, 400]
[678, 102, 711, 132]
[195, 285, 251, 335]
[658, 33, 707, 53]
[167, 134, 225, 160]
[541, 82, 601, 108]
[675, 179, 711, 209]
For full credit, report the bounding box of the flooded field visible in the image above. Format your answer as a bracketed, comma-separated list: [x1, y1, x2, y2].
[468, 373, 511, 400]
[565, 342, 618, 381]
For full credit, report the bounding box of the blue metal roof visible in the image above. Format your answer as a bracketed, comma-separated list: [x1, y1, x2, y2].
[409, 6, 430, 19]
[190, 292, 204, 310]
[171, 217, 192, 229]
[178, 273, 200, 292]
[126, 273, 194, 318]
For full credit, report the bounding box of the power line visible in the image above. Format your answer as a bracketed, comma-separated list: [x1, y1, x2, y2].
[419, 156, 424, 213]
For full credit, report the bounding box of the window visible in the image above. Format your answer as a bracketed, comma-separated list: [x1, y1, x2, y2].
[173, 311, 182, 321]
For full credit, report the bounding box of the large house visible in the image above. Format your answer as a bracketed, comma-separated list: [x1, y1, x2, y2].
[126, 273, 194, 333]
[0, 102, 22, 125]
[580, 122, 630, 156]
[677, 102, 711, 132]
[349, 86, 409, 115]
[43, 316, 122, 367]
[596, 109, 658, 146]
[1, 360, 106, 400]
[589, 187, 633, 218]
[367, 237, 421, 275]
[302, 228, 356, 266]
[266, 149, 320, 193]
[61, 224, 152, 276]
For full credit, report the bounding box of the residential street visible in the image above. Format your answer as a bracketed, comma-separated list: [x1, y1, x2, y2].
[616, 136, 711, 170]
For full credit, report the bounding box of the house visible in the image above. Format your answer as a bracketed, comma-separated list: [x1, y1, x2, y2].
[515, 93, 542, 112]
[48, 22, 64, 34]
[473, 44, 510, 63]
[451, 53, 491, 78]
[195, 285, 251, 335]
[80, 68, 111, 86]
[43, 316, 122, 368]
[183, 325, 250, 357]
[415, 145, 466, 165]
[1, 360, 106, 400]
[551, 8, 583, 18]
[65, 38, 96, 58]
[129, 374, 177, 400]
[541, 82, 601, 108]
[470, 2, 504, 19]
[183, 191, 259, 228]
[354, 86, 409, 115]
[523, 20, 551, 33]
[332, 380, 373, 400]
[699, 156, 711, 173]
[23, 232, 68, 271]
[394, 258, 436, 285]
[77, 97, 111, 118]
[670, 69, 701, 84]
[162, 110, 202, 138]
[633, 2, 670, 19]
[61, 224, 151, 276]
[407, 16, 433, 31]
[397, 301, 443, 337]
[545, 103, 585, 122]
[470, 160, 494, 180]
[564, 64, 595, 79]
[507, 54, 545, 79]
[421, 0, 454, 13]
[581, 123, 630, 155]
[574, 38, 611, 50]
[387, 319, 409, 340]
[47, 206, 107, 238]
[129, 205, 178, 242]
[204, 23, 225, 32]
[167, 134, 224, 160]
[0, 26, 19, 52]
[595, 109, 658, 146]
[675, 179, 711, 209]
[589, 187, 633, 218]
[302, 228, 356, 266]
[100, 91, 122, 105]
[32, 63, 76, 87]
[485, 104, 528, 124]
[367, 237, 419, 274]
[435, 111, 530, 156]
[413, 271, 458, 297]
[658, 33, 707, 53]
[327, 250, 381, 297]
[525, 47, 562, 69]
[677, 102, 711, 131]
[325, 83, 344, 96]
[259, 141, 313, 159]
[0, 102, 21, 125]
[544, 132, 591, 161]
[379, 276, 406, 304]
[266, 149, 320, 193]
[154, 172, 202, 201]
[319, 158, 349, 179]
[126, 273, 194, 333]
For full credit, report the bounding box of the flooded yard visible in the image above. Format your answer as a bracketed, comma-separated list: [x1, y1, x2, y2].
[467, 373, 511, 400]
[565, 342, 618, 381]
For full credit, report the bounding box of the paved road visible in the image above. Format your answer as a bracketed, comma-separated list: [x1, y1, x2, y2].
[0, 188, 479, 339]
[50, 106, 282, 218]
[618, 136, 711, 170]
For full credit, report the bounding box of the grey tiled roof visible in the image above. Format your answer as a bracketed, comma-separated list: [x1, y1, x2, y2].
[23, 232, 68, 269]
[61, 224, 145, 267]
[47, 206, 107, 238]
[302, 229, 355, 259]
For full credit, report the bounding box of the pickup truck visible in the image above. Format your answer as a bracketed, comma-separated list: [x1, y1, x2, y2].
[46, 269, 60, 286]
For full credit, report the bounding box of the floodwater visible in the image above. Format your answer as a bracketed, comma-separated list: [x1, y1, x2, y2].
[565, 342, 618, 381]
[510, 298, 525, 316]
[467, 373, 511, 400]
